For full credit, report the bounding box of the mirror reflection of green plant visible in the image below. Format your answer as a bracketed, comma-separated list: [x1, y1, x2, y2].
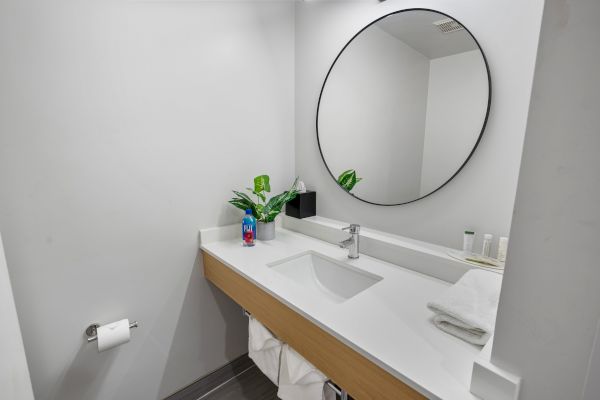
[337, 169, 362, 192]
[229, 175, 299, 223]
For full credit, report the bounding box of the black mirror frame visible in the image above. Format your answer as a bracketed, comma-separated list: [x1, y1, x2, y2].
[316, 8, 492, 206]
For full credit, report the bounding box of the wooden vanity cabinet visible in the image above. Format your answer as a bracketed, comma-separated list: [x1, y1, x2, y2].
[203, 252, 427, 400]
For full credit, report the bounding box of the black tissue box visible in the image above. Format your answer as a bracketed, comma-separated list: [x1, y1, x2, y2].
[286, 191, 316, 219]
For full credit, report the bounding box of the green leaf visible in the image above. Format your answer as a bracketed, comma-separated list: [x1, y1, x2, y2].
[253, 190, 267, 203]
[228, 199, 249, 210]
[246, 186, 266, 204]
[229, 190, 257, 216]
[337, 170, 352, 186]
[232, 190, 255, 205]
[255, 203, 265, 221]
[337, 169, 362, 192]
[263, 177, 299, 222]
[253, 175, 271, 194]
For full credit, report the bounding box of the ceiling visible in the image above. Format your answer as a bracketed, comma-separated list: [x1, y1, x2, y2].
[375, 10, 479, 59]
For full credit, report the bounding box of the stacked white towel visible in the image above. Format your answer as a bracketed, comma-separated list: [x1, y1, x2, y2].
[277, 345, 335, 400]
[427, 269, 502, 345]
[248, 316, 282, 386]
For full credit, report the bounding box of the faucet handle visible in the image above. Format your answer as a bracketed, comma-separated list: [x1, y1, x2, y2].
[342, 224, 360, 234]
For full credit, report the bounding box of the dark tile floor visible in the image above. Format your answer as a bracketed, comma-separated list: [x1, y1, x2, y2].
[165, 354, 347, 400]
[200, 365, 278, 400]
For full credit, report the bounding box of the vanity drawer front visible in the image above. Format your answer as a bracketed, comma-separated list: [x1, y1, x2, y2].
[202, 252, 427, 400]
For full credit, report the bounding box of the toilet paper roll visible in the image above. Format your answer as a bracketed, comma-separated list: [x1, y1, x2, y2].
[97, 319, 131, 352]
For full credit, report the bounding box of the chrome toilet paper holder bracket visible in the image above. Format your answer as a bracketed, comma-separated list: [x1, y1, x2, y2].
[85, 320, 139, 343]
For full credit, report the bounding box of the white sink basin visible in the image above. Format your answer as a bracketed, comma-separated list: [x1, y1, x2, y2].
[268, 251, 383, 303]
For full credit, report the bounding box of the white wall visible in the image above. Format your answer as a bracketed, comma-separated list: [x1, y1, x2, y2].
[420, 50, 488, 196]
[295, 0, 544, 250]
[0, 234, 34, 400]
[0, 1, 295, 399]
[491, 1, 600, 399]
[318, 26, 429, 204]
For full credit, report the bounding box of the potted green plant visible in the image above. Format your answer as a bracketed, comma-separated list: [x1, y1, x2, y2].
[229, 175, 298, 241]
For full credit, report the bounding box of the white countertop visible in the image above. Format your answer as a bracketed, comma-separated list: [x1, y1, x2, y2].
[200, 227, 482, 400]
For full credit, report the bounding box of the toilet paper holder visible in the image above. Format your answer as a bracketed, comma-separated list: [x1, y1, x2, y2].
[85, 320, 139, 343]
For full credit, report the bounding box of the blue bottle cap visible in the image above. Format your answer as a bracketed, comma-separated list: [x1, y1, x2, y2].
[245, 209, 252, 215]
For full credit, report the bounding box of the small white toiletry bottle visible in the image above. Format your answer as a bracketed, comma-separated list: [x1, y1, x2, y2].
[463, 231, 475, 254]
[497, 237, 509, 262]
[481, 234, 493, 257]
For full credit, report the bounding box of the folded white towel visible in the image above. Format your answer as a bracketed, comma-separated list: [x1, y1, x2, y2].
[277, 345, 333, 400]
[248, 316, 282, 386]
[427, 269, 502, 345]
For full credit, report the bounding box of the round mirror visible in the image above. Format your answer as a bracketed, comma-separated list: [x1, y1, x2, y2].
[317, 9, 491, 205]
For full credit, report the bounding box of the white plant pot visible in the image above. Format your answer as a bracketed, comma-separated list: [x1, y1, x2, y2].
[257, 221, 276, 241]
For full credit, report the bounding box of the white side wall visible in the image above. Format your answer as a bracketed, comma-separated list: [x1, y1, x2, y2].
[318, 26, 429, 204]
[420, 50, 488, 196]
[0, 1, 295, 399]
[295, 0, 544, 250]
[0, 234, 34, 400]
[491, 1, 600, 399]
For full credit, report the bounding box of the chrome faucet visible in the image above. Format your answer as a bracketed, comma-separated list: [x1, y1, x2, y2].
[339, 224, 360, 259]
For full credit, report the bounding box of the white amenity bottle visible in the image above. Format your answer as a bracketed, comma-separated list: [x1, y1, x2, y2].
[497, 237, 509, 262]
[481, 234, 493, 257]
[463, 231, 475, 254]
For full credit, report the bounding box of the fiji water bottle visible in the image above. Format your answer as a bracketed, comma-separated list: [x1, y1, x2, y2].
[242, 209, 256, 247]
